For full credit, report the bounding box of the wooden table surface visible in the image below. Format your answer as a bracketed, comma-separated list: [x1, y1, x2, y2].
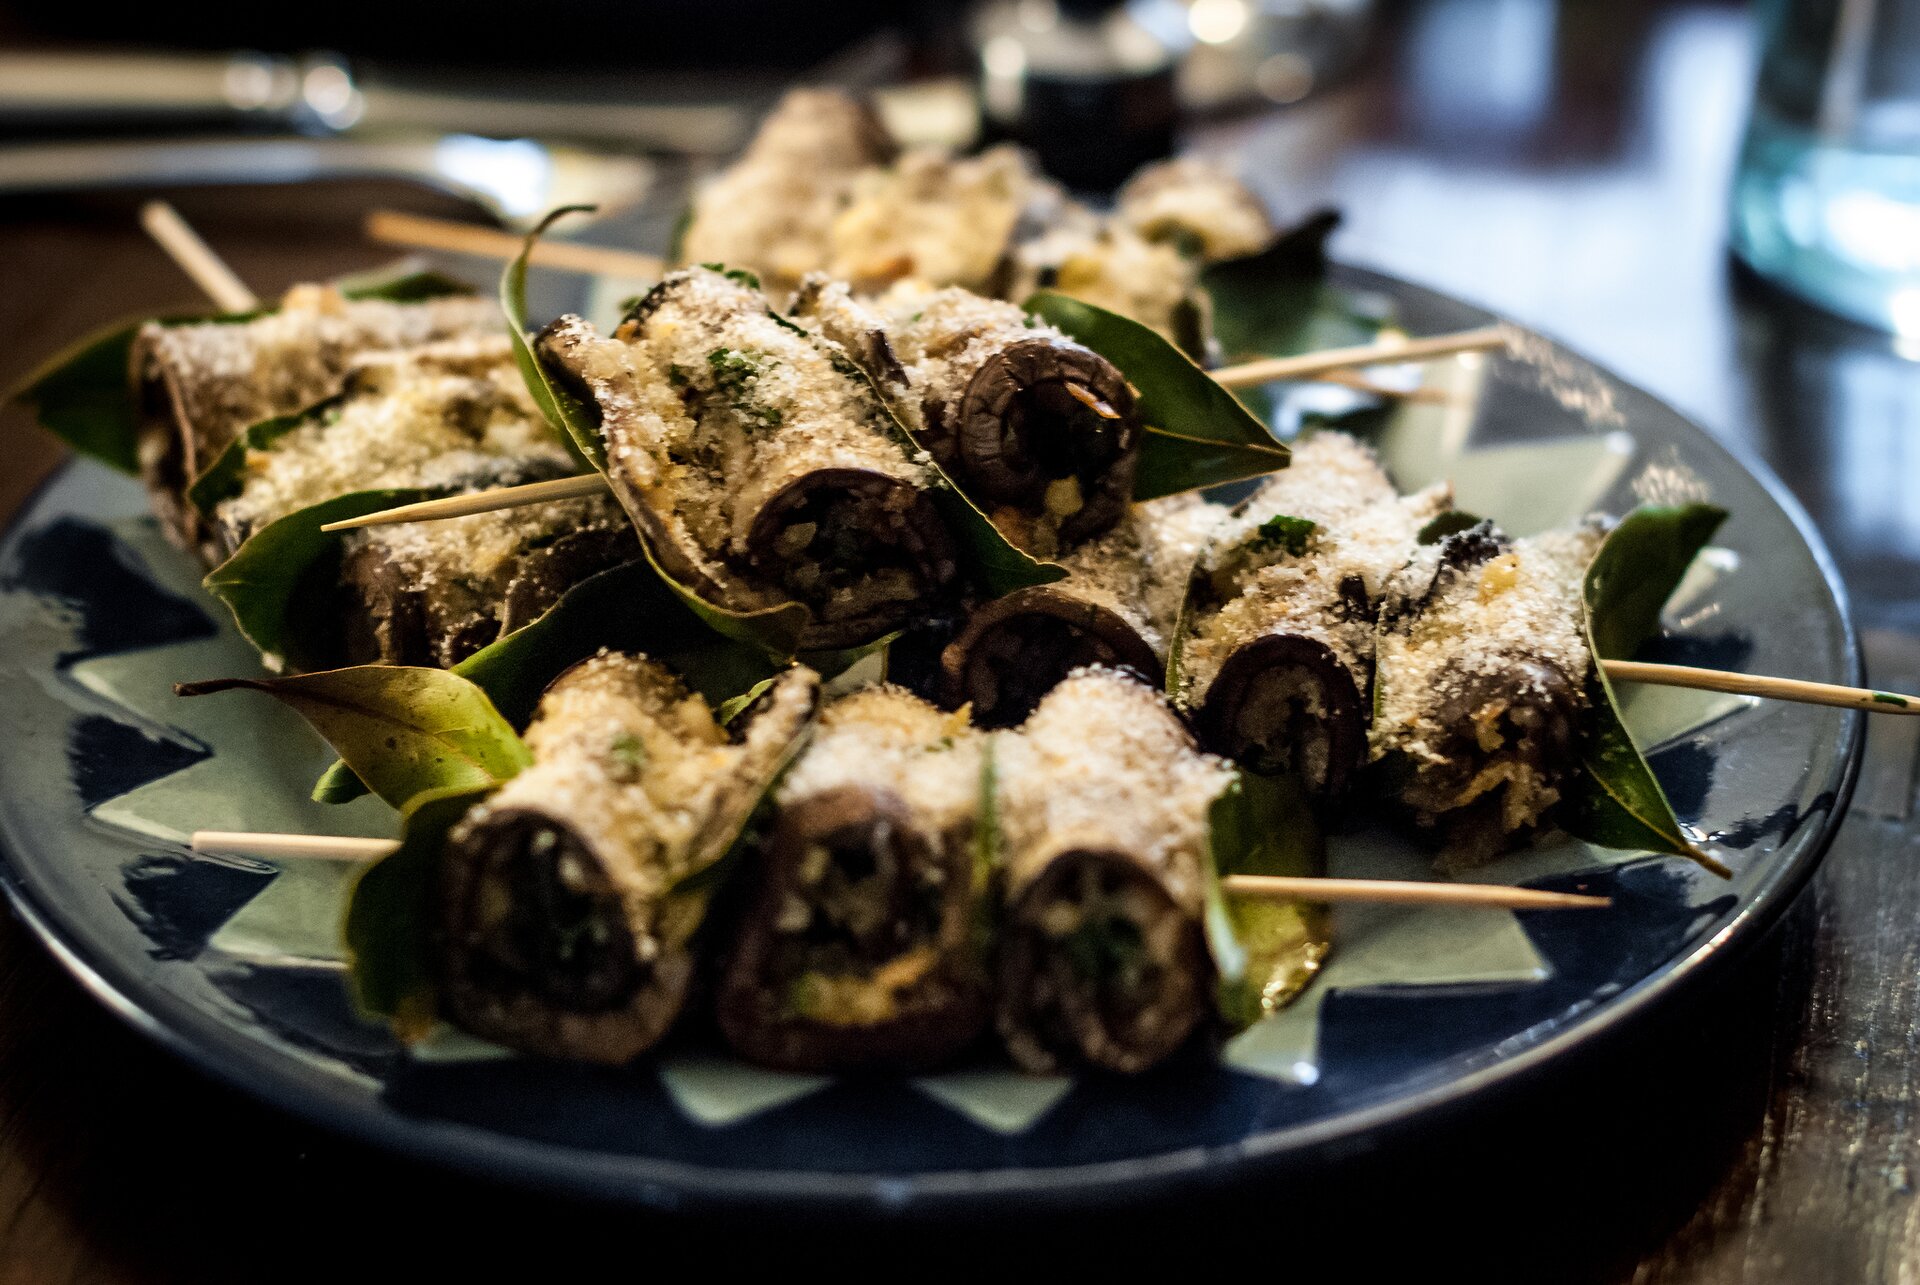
[4, 2, 1920, 1279]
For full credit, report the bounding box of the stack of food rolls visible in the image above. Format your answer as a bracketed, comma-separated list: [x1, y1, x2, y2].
[438, 653, 818, 1064]
[539, 266, 958, 650]
[1369, 518, 1608, 868]
[674, 88, 897, 301]
[135, 283, 501, 555]
[203, 333, 638, 669]
[676, 87, 1275, 344]
[1174, 433, 1450, 799]
[717, 685, 992, 1072]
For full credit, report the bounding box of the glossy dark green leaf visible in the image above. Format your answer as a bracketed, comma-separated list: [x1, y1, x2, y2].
[201, 487, 438, 673]
[344, 783, 490, 1035]
[1201, 209, 1391, 365]
[1203, 771, 1330, 1029]
[836, 340, 1065, 597]
[1024, 290, 1288, 502]
[176, 665, 530, 809]
[10, 268, 475, 476]
[502, 205, 605, 470]
[456, 558, 780, 726]
[1562, 503, 1731, 875]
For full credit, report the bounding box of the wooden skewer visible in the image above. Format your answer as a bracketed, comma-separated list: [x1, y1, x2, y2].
[140, 201, 259, 313]
[187, 830, 1608, 909]
[192, 830, 399, 861]
[1224, 875, 1609, 910]
[365, 209, 665, 280]
[1603, 660, 1919, 715]
[1209, 326, 1510, 390]
[318, 472, 611, 532]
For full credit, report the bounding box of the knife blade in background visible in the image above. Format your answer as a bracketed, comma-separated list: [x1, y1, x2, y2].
[0, 51, 755, 154]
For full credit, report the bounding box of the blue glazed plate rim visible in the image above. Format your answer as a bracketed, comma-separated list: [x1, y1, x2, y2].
[0, 264, 1864, 1214]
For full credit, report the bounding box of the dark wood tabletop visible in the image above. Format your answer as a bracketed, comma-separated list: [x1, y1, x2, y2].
[3, 2, 1919, 1279]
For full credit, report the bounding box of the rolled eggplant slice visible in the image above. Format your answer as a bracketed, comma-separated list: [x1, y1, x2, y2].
[539, 267, 956, 650]
[337, 461, 639, 668]
[1176, 433, 1449, 796]
[134, 286, 500, 555]
[677, 88, 896, 300]
[824, 145, 1036, 296]
[439, 656, 818, 1064]
[940, 493, 1220, 727]
[1370, 519, 1607, 869]
[717, 686, 990, 1072]
[796, 281, 1144, 557]
[995, 668, 1233, 1074]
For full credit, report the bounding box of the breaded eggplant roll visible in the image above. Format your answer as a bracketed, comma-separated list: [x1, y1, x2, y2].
[717, 686, 991, 1072]
[677, 88, 896, 300]
[792, 279, 1143, 557]
[211, 337, 636, 669]
[940, 493, 1221, 726]
[995, 668, 1234, 1074]
[539, 267, 956, 650]
[1175, 433, 1448, 797]
[134, 284, 500, 554]
[1370, 519, 1607, 869]
[440, 655, 818, 1064]
[1114, 156, 1276, 262]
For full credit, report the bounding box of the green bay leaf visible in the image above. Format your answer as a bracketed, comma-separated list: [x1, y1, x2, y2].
[1203, 771, 1331, 1030]
[1023, 290, 1288, 501]
[176, 665, 530, 809]
[1563, 503, 1731, 875]
[503, 206, 607, 470]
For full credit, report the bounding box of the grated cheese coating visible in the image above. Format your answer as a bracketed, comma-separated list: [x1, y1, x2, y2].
[1050, 493, 1223, 660]
[994, 668, 1233, 914]
[543, 268, 933, 615]
[136, 289, 502, 466]
[826, 145, 1033, 295]
[1180, 433, 1449, 705]
[679, 89, 894, 298]
[778, 685, 984, 834]
[1116, 156, 1274, 262]
[467, 652, 808, 920]
[215, 335, 568, 536]
[1370, 522, 1605, 771]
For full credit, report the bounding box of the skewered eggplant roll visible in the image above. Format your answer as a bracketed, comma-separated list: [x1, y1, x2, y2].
[1114, 156, 1277, 262]
[1370, 518, 1608, 869]
[677, 88, 896, 300]
[995, 668, 1233, 1074]
[211, 337, 637, 669]
[717, 686, 991, 1072]
[792, 279, 1143, 557]
[538, 267, 956, 650]
[940, 493, 1221, 726]
[134, 284, 500, 554]
[1174, 433, 1449, 798]
[440, 655, 818, 1064]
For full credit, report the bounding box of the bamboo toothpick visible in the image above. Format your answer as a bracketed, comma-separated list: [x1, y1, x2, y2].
[192, 831, 399, 861]
[318, 472, 611, 532]
[140, 201, 259, 313]
[365, 209, 665, 280]
[1224, 876, 1608, 910]
[1210, 326, 1510, 390]
[1603, 660, 1919, 715]
[187, 830, 1609, 910]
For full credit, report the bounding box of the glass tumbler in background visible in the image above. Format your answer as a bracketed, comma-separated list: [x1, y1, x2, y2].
[1732, 0, 1920, 335]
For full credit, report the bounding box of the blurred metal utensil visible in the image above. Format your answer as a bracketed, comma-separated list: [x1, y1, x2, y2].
[0, 51, 752, 154]
[0, 134, 655, 227]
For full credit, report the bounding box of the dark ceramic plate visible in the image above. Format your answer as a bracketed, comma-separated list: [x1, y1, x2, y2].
[0, 267, 1862, 1212]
